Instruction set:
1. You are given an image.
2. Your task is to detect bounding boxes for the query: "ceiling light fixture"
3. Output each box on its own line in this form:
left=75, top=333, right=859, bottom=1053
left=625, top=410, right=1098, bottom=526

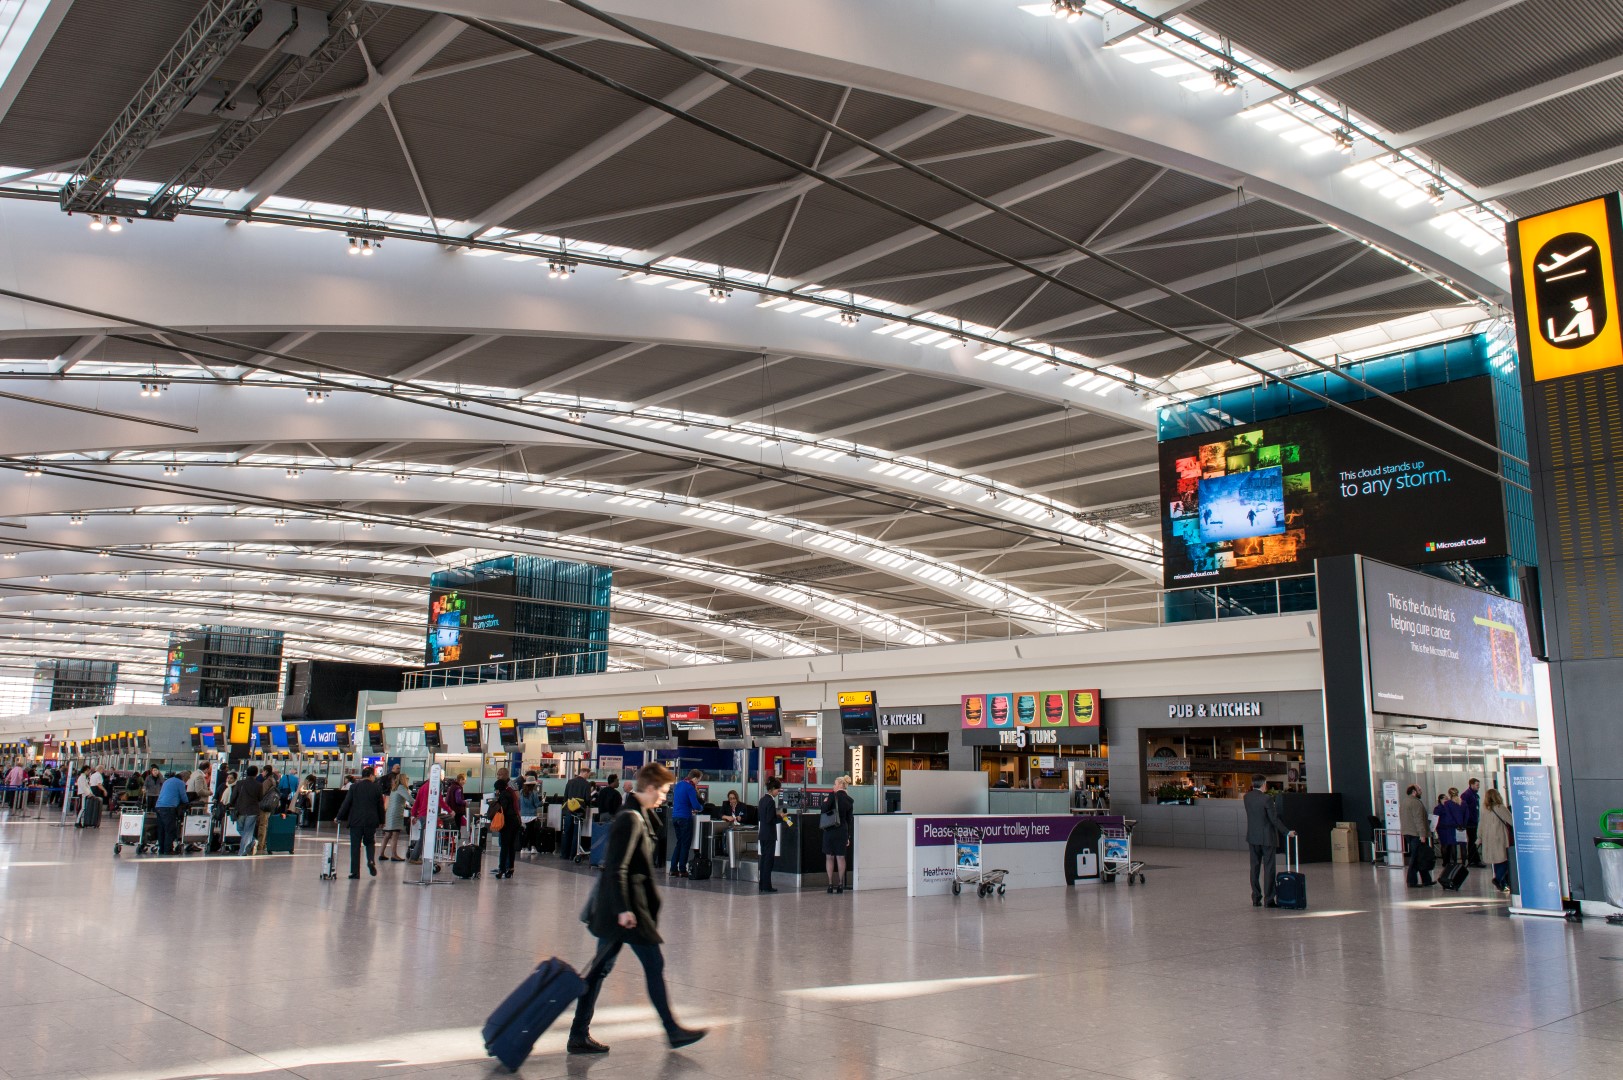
left=1050, top=0, right=1086, bottom=21
left=346, top=233, right=380, bottom=256
left=360, top=522, right=375, bottom=531
left=139, top=380, right=169, bottom=397
left=69, top=515, right=84, bottom=525
left=838, top=308, right=860, bottom=326
left=88, top=214, right=104, bottom=231
left=285, top=468, right=303, bottom=478
left=306, top=389, right=330, bottom=404
left=177, top=514, right=192, bottom=524
left=1, top=553, right=14, bottom=559
left=392, top=473, right=408, bottom=484
left=162, top=463, right=183, bottom=476
left=273, top=517, right=288, bottom=527
left=38, top=575, right=49, bottom=582
left=97, top=550, right=110, bottom=558
left=567, top=410, right=586, bottom=423
left=186, top=550, right=198, bottom=558
left=117, top=571, right=128, bottom=580
left=1212, top=66, right=1239, bottom=94
left=108, top=217, right=124, bottom=233
left=1426, top=181, right=1446, bottom=207
left=1331, top=127, right=1356, bottom=155
left=707, top=284, right=732, bottom=303
left=547, top=257, right=578, bottom=278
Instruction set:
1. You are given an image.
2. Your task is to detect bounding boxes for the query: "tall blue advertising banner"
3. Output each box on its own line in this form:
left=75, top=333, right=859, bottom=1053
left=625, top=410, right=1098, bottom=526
left=1507, top=763, right=1565, bottom=916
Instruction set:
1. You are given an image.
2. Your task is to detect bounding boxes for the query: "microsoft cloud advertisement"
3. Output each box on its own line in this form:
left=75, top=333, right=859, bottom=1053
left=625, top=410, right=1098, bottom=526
left=1158, top=377, right=1507, bottom=587
left=1361, top=560, right=1535, bottom=728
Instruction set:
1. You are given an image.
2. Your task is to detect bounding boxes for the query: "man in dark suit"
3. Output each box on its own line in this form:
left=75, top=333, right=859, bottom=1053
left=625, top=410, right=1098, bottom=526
left=1244, top=774, right=1295, bottom=907
left=337, top=765, right=387, bottom=879
left=757, top=777, right=782, bottom=894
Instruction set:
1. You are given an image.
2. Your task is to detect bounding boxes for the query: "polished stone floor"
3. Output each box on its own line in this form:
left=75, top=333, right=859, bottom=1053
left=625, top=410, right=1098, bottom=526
left=2, top=815, right=1621, bottom=1080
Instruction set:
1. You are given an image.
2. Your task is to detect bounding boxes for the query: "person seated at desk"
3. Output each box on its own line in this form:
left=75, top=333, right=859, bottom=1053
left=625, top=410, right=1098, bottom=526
left=716, top=790, right=754, bottom=826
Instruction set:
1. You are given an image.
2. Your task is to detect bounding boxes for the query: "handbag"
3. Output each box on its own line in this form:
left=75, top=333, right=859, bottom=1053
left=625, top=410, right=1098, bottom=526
left=259, top=790, right=280, bottom=812
left=819, top=795, right=839, bottom=830
left=490, top=806, right=506, bottom=832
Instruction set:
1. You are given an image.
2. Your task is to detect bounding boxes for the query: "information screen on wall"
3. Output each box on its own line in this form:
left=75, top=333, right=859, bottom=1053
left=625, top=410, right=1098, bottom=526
left=1362, top=560, right=1536, bottom=727
left=424, top=572, right=517, bottom=667
left=746, top=696, right=783, bottom=738
left=1158, top=378, right=1508, bottom=587
left=165, top=638, right=203, bottom=705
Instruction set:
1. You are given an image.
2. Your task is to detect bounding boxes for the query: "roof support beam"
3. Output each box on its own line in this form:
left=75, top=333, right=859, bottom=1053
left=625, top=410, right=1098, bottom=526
left=821, top=388, right=996, bottom=440
left=0, top=0, right=74, bottom=126
left=1473, top=145, right=1623, bottom=201
left=912, top=193, right=1246, bottom=313
left=1008, top=232, right=1352, bottom=340
left=1390, top=54, right=1623, bottom=148
left=232, top=331, right=316, bottom=380
left=48, top=334, right=107, bottom=375
left=516, top=342, right=656, bottom=396
left=637, top=353, right=788, bottom=408
left=641, top=106, right=961, bottom=262
left=793, top=152, right=1128, bottom=285
left=463, top=64, right=749, bottom=237
left=1100, top=1, right=1207, bottom=46
left=234, top=14, right=466, bottom=212
left=1245, top=0, right=1528, bottom=106
left=392, top=333, right=500, bottom=381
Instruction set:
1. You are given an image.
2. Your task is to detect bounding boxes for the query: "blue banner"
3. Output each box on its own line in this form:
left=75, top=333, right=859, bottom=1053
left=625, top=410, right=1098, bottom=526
left=1507, top=763, right=1564, bottom=915
left=298, top=724, right=340, bottom=748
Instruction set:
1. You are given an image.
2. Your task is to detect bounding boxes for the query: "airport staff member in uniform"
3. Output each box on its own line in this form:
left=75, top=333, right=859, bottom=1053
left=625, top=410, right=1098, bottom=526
left=757, top=777, right=782, bottom=894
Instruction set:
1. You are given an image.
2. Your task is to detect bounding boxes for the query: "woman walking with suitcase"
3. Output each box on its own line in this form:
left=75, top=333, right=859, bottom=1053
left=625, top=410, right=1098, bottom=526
left=567, top=762, right=706, bottom=1056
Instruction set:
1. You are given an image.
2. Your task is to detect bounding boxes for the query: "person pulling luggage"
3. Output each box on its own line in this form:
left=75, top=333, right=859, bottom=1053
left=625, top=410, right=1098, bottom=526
left=1243, top=774, right=1295, bottom=907
left=567, top=762, right=706, bottom=1056
left=336, top=765, right=386, bottom=879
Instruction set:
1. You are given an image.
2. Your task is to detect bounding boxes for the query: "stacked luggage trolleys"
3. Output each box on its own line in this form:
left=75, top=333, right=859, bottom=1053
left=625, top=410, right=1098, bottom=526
left=1099, top=819, right=1146, bottom=886
left=950, top=825, right=1008, bottom=898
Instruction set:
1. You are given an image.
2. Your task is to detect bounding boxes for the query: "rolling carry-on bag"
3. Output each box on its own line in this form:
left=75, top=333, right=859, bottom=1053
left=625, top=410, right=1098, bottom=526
left=1275, top=833, right=1307, bottom=910
left=688, top=851, right=713, bottom=881
left=589, top=824, right=611, bottom=868
left=264, top=813, right=297, bottom=854
left=77, top=797, right=101, bottom=829
left=482, top=957, right=589, bottom=1072
left=320, top=842, right=337, bottom=881
left=453, top=843, right=482, bottom=879
left=1440, top=861, right=1470, bottom=891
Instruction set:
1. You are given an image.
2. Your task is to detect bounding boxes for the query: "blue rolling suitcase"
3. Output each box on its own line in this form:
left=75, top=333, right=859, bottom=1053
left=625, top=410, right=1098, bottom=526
left=1275, top=834, right=1307, bottom=910
left=482, top=958, right=588, bottom=1071
left=589, top=821, right=611, bottom=868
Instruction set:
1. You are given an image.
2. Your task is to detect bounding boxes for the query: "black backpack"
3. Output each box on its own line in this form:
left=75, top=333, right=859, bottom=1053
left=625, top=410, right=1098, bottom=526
left=688, top=851, right=713, bottom=881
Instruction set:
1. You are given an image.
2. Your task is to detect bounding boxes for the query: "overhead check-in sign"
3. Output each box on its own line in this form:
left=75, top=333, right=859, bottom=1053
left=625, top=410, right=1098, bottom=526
left=1510, top=195, right=1623, bottom=382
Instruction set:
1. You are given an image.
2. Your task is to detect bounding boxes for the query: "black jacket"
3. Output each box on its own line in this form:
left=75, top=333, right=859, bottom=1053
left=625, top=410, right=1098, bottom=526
left=757, top=794, right=779, bottom=852
left=338, top=778, right=386, bottom=830
left=588, top=807, right=662, bottom=944
left=594, top=784, right=623, bottom=818
left=232, top=775, right=263, bottom=817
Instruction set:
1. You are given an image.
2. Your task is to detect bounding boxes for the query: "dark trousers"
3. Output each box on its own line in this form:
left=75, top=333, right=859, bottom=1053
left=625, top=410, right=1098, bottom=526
left=156, top=806, right=180, bottom=855
left=1248, top=842, right=1278, bottom=903
left=1492, top=859, right=1510, bottom=890
left=1404, top=835, right=1432, bottom=886
left=561, top=814, right=580, bottom=859
left=671, top=816, right=695, bottom=873
left=349, top=826, right=376, bottom=875
left=759, top=833, right=776, bottom=890
left=1465, top=824, right=1481, bottom=864
left=570, top=933, right=676, bottom=1041
left=1442, top=841, right=1463, bottom=868
left=497, top=828, right=517, bottom=874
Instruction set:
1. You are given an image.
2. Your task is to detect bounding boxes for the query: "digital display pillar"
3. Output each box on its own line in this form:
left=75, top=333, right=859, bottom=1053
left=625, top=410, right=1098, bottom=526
left=1508, top=193, right=1623, bottom=906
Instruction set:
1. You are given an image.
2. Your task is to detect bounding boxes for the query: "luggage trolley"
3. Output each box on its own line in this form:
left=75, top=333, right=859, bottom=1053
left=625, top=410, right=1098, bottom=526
left=113, top=807, right=157, bottom=855
left=1099, top=819, right=1146, bottom=885
left=950, top=826, right=1008, bottom=898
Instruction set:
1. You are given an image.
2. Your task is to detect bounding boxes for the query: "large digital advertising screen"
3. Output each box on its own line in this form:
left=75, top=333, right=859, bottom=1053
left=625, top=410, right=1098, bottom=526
left=1158, top=378, right=1508, bottom=587
left=164, top=638, right=203, bottom=705
left=1362, top=560, right=1536, bottom=728
left=424, top=572, right=517, bottom=668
